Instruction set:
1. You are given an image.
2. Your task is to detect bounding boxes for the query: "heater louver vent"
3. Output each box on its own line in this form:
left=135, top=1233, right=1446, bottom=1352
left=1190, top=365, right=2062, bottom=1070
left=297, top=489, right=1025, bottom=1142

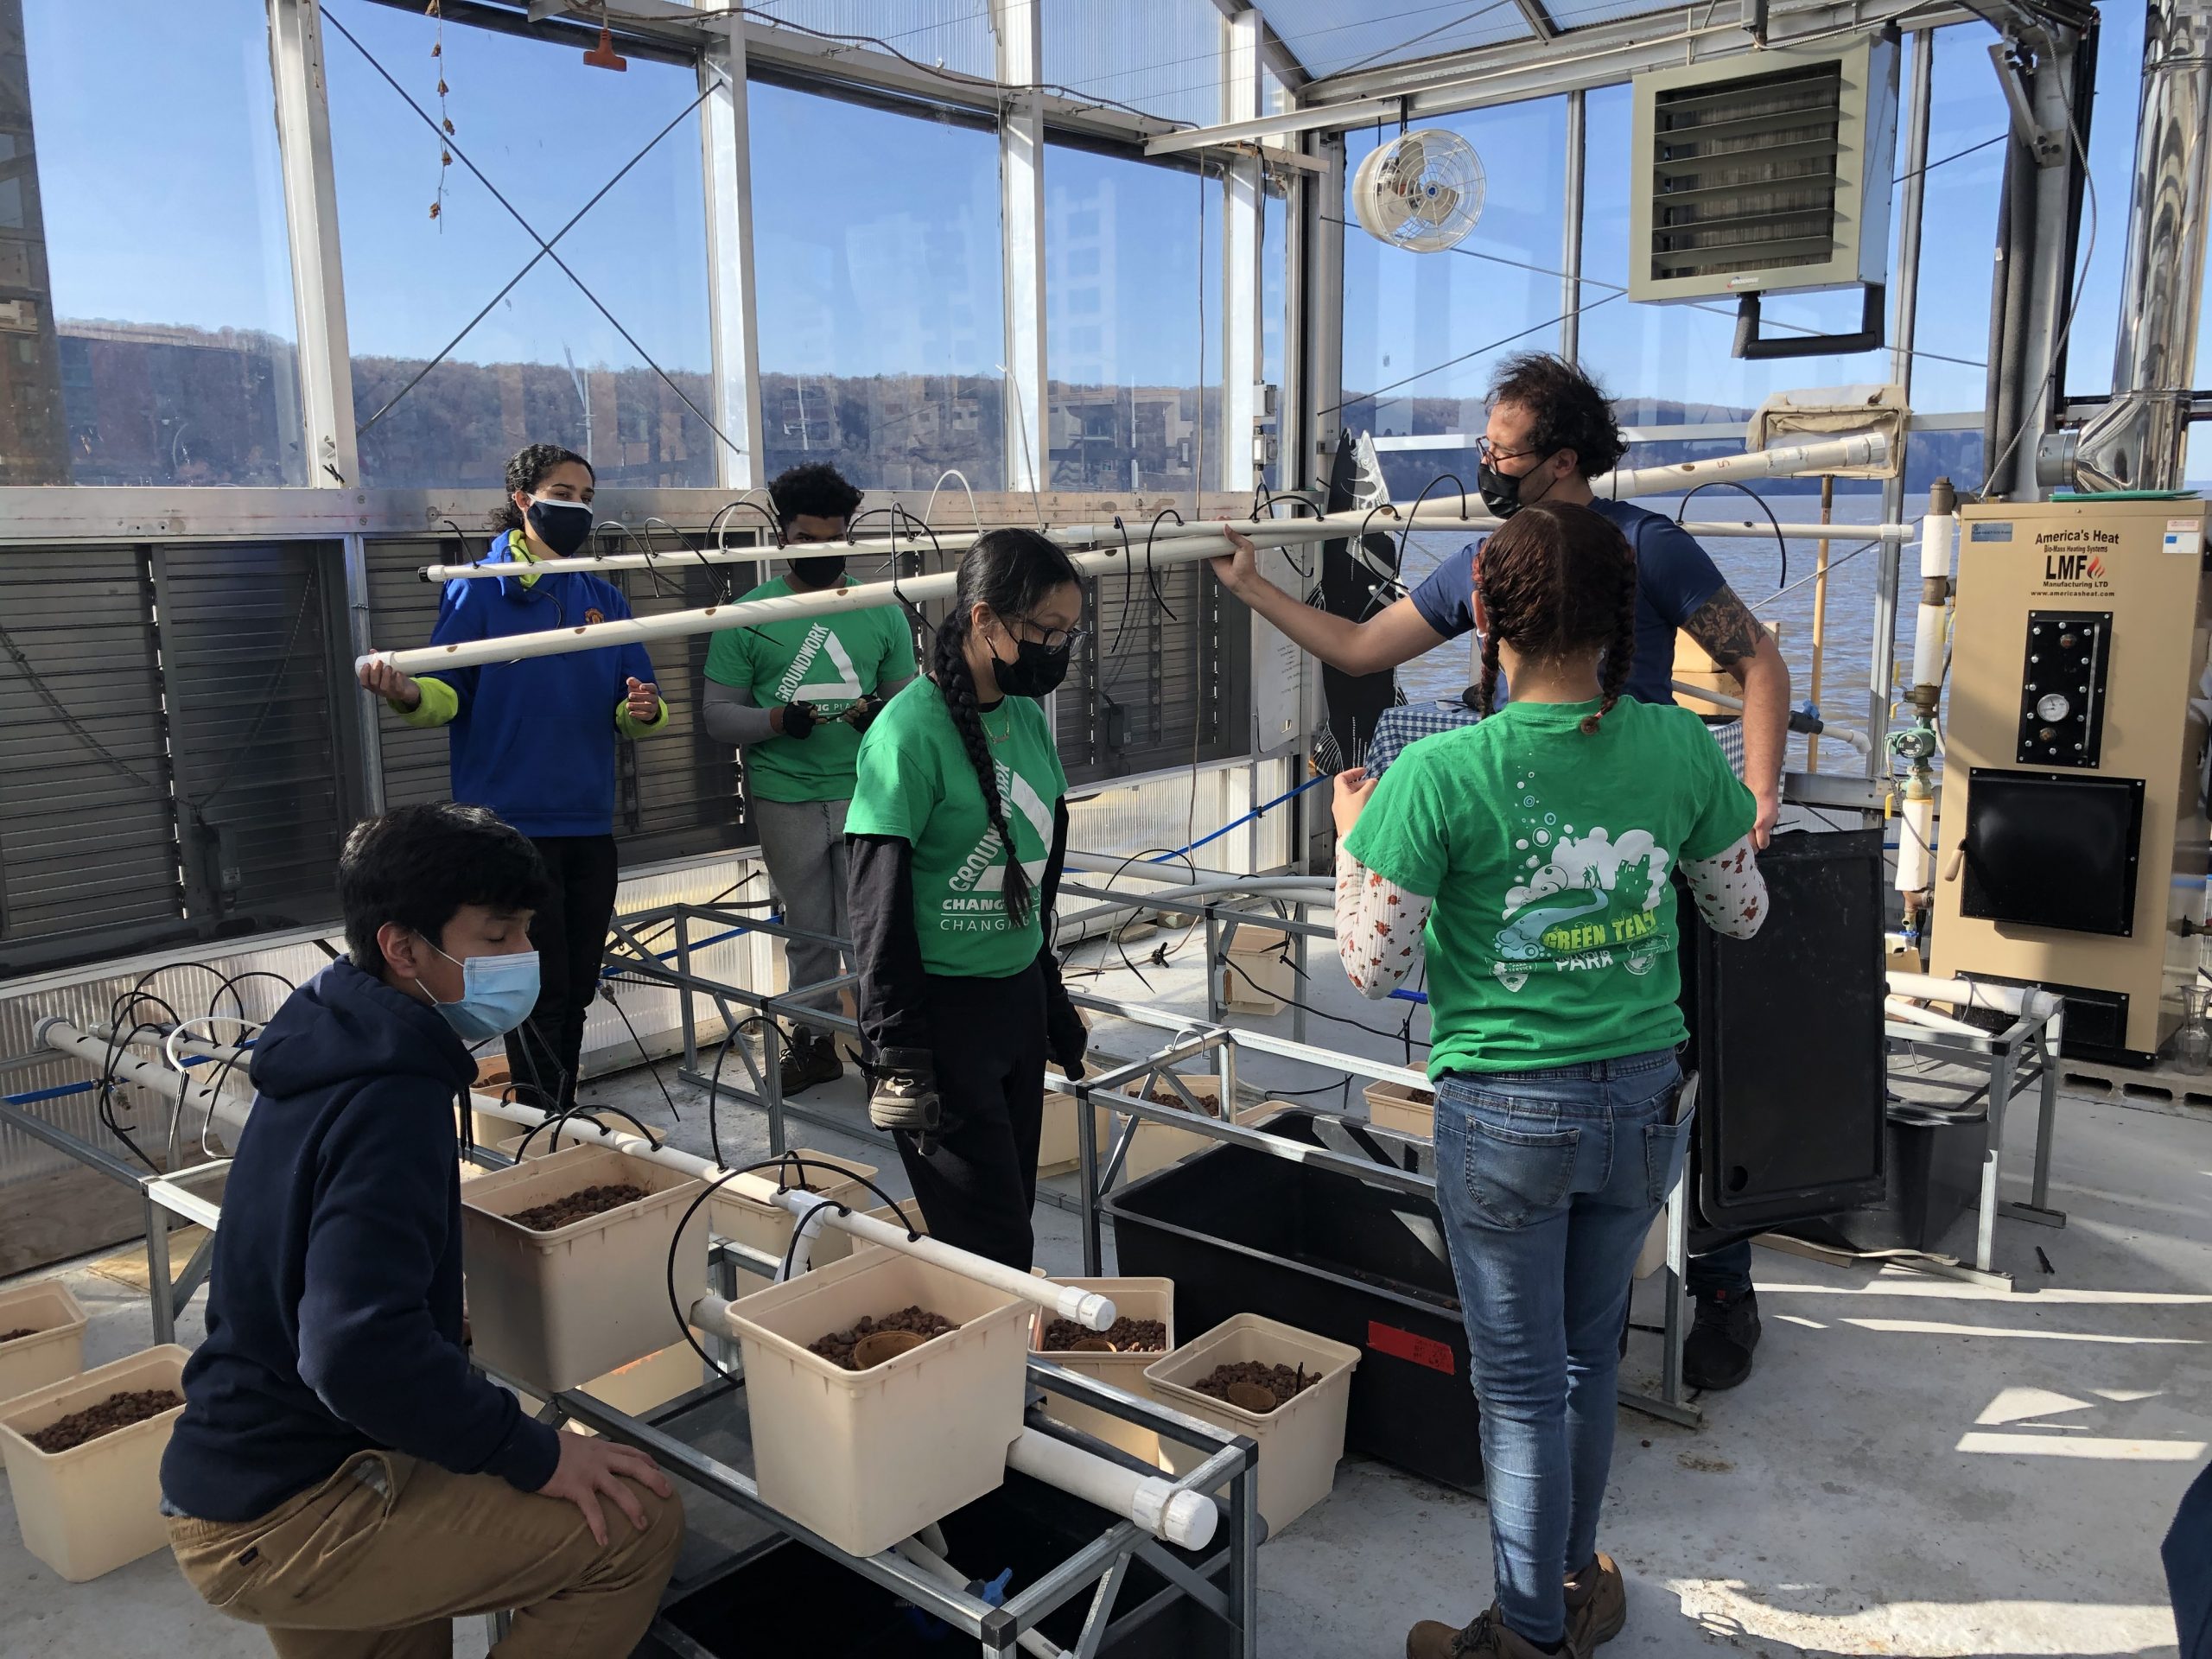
left=1629, top=38, right=1897, bottom=303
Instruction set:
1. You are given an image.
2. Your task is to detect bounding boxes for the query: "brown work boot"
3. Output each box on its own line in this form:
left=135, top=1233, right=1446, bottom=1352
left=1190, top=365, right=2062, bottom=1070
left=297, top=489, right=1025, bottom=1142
left=1564, top=1553, right=1627, bottom=1656
left=1406, top=1604, right=1559, bottom=1659
left=779, top=1029, right=842, bottom=1096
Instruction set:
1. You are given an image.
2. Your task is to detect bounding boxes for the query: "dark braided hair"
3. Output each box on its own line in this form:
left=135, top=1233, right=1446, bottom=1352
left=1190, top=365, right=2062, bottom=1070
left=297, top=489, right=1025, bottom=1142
left=487, top=443, right=593, bottom=532
left=1472, top=500, right=1638, bottom=735
left=931, top=528, right=1083, bottom=924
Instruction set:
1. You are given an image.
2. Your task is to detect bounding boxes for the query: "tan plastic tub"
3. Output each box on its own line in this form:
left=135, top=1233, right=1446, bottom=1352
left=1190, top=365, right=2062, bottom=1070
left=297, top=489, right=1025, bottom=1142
left=0, top=1281, right=89, bottom=1406
left=715, top=1149, right=880, bottom=1297
left=1363, top=1078, right=1435, bottom=1139
left=0, top=1344, right=189, bottom=1580
left=462, top=1143, right=709, bottom=1395
left=1036, top=1090, right=1113, bottom=1177
left=724, top=1245, right=1032, bottom=1556
left=1218, top=925, right=1295, bottom=1014
left=1032, top=1275, right=1175, bottom=1466
left=1145, top=1313, right=1361, bottom=1535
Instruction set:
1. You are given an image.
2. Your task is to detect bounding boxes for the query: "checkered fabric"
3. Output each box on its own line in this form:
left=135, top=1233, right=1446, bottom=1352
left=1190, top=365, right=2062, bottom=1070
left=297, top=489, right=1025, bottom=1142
left=1363, top=701, right=1749, bottom=780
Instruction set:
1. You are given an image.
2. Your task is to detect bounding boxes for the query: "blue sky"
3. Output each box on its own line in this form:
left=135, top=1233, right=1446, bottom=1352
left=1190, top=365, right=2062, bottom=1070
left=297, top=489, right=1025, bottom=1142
left=21, top=2, right=2177, bottom=429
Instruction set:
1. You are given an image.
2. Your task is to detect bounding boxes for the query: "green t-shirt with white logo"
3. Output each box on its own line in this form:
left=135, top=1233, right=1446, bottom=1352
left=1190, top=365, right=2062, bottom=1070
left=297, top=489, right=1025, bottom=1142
left=702, top=577, right=919, bottom=804
left=1344, top=696, right=1756, bottom=1077
left=847, top=677, right=1069, bottom=978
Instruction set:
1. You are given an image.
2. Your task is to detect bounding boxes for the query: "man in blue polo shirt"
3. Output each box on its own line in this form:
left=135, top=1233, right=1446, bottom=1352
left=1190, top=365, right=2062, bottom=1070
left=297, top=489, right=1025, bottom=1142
left=1211, top=351, right=1789, bottom=1394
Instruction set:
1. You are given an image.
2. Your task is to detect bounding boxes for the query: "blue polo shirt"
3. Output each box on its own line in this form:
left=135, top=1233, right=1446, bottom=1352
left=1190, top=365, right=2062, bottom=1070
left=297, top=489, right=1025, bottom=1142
left=1408, top=498, right=1726, bottom=707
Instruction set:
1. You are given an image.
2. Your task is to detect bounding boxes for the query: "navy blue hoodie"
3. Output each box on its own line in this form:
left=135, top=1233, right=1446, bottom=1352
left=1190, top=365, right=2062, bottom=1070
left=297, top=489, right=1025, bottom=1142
left=161, top=960, right=561, bottom=1522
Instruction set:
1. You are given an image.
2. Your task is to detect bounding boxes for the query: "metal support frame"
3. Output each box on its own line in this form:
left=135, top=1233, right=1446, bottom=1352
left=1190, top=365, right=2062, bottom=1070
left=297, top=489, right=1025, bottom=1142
left=1560, top=88, right=1586, bottom=368
left=994, top=0, right=1051, bottom=499
left=267, top=0, right=359, bottom=489
left=700, top=18, right=765, bottom=492
left=1222, top=9, right=1265, bottom=497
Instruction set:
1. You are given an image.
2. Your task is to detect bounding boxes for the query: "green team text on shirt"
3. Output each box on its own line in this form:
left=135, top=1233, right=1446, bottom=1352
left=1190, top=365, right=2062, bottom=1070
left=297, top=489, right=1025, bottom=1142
left=846, top=678, right=1068, bottom=978
left=1343, top=697, right=1755, bottom=1077
left=702, top=577, right=918, bottom=804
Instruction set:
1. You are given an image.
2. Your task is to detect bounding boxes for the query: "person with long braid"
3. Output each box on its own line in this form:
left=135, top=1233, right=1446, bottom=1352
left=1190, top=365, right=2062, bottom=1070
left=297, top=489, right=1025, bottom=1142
left=1331, top=503, right=1770, bottom=1659
left=844, top=530, right=1090, bottom=1268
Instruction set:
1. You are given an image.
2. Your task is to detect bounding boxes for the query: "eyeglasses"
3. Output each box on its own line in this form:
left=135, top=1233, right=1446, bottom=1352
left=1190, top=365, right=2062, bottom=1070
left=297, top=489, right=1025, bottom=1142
left=1011, top=614, right=1087, bottom=652
left=1476, top=435, right=1546, bottom=465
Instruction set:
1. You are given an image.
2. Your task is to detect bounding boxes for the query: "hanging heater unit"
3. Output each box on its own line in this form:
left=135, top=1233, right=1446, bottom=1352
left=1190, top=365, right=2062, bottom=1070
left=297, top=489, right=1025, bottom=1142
left=1629, top=37, right=1898, bottom=306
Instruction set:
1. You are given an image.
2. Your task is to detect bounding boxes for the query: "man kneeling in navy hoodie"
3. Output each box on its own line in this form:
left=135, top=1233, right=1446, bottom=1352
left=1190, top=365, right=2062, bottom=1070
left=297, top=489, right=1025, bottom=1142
left=161, top=803, right=683, bottom=1657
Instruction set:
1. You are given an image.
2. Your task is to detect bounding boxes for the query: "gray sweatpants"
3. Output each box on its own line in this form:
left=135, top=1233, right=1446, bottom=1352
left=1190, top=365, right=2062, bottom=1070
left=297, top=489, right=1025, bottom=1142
left=753, top=795, right=851, bottom=1038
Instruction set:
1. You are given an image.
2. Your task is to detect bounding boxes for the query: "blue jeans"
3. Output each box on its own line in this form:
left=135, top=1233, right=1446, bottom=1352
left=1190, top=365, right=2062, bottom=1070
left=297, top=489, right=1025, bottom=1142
left=1433, top=1050, right=1692, bottom=1646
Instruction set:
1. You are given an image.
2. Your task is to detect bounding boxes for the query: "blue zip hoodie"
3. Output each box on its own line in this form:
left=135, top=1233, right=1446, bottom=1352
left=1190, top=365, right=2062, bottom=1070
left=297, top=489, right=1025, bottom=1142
left=418, top=536, right=662, bottom=837
left=160, top=960, right=561, bottom=1522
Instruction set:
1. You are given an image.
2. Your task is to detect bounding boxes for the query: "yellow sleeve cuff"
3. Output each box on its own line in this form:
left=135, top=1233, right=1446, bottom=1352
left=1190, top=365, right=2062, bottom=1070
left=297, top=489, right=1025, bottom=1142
left=393, top=676, right=460, bottom=728
left=615, top=696, right=670, bottom=739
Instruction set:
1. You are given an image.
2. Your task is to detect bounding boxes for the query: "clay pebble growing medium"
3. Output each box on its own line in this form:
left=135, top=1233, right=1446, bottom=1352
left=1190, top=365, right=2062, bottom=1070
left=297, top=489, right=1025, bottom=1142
left=25, top=1389, right=183, bottom=1453
left=805, top=1306, right=957, bottom=1371
left=0, top=1328, right=37, bottom=1344
left=1192, top=1362, right=1315, bottom=1414
left=507, top=1183, right=651, bottom=1233
left=1039, top=1316, right=1168, bottom=1353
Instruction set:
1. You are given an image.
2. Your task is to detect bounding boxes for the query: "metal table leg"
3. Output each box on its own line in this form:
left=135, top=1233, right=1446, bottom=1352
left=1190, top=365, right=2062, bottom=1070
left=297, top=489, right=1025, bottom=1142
left=144, top=1192, right=175, bottom=1346
left=1975, top=1041, right=2014, bottom=1273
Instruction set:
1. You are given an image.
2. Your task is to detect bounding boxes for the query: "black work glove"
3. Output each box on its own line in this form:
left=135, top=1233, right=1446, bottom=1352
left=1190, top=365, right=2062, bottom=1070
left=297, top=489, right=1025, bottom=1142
left=842, top=694, right=885, bottom=734
left=778, top=701, right=818, bottom=740
left=868, top=1046, right=945, bottom=1152
left=1039, top=953, right=1089, bottom=1083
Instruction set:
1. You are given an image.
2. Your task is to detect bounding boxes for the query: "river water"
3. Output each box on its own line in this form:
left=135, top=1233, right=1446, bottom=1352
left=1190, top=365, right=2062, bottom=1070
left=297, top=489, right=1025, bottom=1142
left=1389, top=488, right=1920, bottom=772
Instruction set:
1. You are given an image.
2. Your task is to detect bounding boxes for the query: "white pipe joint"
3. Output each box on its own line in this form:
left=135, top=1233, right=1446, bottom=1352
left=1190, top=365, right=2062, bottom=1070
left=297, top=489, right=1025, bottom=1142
left=1007, top=1427, right=1218, bottom=1550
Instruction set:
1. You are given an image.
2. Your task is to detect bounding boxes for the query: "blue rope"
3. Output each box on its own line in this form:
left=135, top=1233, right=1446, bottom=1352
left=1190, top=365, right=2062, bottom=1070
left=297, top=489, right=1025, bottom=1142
left=1151, top=772, right=1330, bottom=864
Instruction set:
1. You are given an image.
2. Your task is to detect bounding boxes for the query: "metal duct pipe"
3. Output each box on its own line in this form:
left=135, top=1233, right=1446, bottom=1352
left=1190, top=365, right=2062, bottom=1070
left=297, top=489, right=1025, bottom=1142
left=2044, top=0, right=2212, bottom=490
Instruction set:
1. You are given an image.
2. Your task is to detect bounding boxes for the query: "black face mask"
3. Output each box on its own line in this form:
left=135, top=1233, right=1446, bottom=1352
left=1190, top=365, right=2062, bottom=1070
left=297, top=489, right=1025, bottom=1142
left=523, top=496, right=594, bottom=557
left=1478, top=452, right=1557, bottom=520
left=994, top=636, right=1073, bottom=700
left=789, top=554, right=847, bottom=588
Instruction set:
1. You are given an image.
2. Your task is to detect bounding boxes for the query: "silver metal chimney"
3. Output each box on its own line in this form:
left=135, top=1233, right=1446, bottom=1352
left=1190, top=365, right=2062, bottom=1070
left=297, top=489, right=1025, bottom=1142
left=2042, top=0, right=2212, bottom=491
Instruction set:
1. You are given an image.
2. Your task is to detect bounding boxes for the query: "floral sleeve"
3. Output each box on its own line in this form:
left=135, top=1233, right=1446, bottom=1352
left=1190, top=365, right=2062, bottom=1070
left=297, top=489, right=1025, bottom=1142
left=1334, top=846, right=1433, bottom=1000
left=1682, top=834, right=1769, bottom=940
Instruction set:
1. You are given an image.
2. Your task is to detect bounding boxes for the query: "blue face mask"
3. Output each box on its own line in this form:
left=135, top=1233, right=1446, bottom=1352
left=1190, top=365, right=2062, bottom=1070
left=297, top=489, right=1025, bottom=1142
left=423, top=940, right=541, bottom=1043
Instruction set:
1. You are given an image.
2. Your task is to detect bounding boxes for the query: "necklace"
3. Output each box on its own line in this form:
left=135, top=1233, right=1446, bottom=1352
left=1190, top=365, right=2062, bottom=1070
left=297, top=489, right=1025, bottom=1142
left=984, top=708, right=1013, bottom=744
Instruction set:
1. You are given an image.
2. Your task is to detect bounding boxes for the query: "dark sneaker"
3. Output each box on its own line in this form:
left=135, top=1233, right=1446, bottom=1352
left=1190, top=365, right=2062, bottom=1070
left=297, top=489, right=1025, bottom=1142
left=1564, top=1552, right=1626, bottom=1656
left=1407, top=1605, right=1559, bottom=1659
left=1682, top=1286, right=1761, bottom=1391
left=779, top=1031, right=842, bottom=1096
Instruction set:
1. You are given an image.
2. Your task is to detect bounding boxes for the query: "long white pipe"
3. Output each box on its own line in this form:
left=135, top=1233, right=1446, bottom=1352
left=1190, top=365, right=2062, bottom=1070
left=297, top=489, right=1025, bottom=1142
left=416, top=435, right=1900, bottom=583
left=1885, top=995, right=1987, bottom=1037
left=37, top=1016, right=255, bottom=1139
left=1909, top=489, right=1957, bottom=703
left=1885, top=971, right=2063, bottom=1024
left=1007, top=1426, right=1218, bottom=1549
left=54, top=1018, right=1113, bottom=1332
left=1665, top=680, right=1876, bottom=756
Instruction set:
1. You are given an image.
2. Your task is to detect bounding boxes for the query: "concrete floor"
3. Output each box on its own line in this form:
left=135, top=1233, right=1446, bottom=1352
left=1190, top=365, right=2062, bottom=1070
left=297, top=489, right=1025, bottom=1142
left=1, top=932, right=2203, bottom=1657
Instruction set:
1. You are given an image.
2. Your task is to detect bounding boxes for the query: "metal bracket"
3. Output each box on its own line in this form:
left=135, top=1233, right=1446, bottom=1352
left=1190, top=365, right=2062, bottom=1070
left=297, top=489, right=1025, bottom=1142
left=1986, top=40, right=2067, bottom=165
left=1732, top=283, right=1885, bottom=361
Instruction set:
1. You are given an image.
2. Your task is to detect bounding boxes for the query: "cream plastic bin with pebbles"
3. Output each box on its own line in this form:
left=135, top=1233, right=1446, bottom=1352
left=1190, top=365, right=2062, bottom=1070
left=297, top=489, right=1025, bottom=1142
left=1218, top=925, right=1298, bottom=1015
left=462, top=1141, right=709, bottom=1395
left=1363, top=1077, right=1436, bottom=1139
left=1146, top=1313, right=1361, bottom=1535
left=1110, top=1074, right=1300, bottom=1181
left=1031, top=1275, right=1175, bottom=1465
left=712, top=1149, right=880, bottom=1297
left=0, top=1280, right=89, bottom=1405
left=0, top=1344, right=190, bottom=1580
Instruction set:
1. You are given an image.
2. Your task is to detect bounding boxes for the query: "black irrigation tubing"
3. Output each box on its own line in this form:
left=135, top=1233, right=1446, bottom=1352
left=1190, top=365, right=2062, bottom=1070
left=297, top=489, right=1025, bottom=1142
left=599, top=983, right=683, bottom=1122
left=512, top=1099, right=660, bottom=1158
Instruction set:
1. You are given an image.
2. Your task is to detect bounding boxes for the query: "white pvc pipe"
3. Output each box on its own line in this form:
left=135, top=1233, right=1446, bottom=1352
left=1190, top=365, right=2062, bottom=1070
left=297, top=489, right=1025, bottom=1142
left=1910, top=504, right=1956, bottom=696
left=1896, top=792, right=1936, bottom=893
left=895, top=1536, right=1063, bottom=1658
left=36, top=1016, right=256, bottom=1140
left=1885, top=971, right=2063, bottom=1023
left=1885, top=995, right=1986, bottom=1037
left=1666, top=680, right=1875, bottom=756
left=1006, top=1427, right=1218, bottom=1549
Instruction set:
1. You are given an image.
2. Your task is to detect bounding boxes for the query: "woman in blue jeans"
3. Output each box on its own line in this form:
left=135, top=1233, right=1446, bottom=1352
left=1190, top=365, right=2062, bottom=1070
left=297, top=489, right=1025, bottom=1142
left=1332, top=501, right=1770, bottom=1659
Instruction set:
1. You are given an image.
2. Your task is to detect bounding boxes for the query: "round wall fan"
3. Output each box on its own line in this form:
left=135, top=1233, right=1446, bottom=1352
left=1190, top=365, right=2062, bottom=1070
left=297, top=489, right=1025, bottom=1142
left=1351, top=128, right=1485, bottom=253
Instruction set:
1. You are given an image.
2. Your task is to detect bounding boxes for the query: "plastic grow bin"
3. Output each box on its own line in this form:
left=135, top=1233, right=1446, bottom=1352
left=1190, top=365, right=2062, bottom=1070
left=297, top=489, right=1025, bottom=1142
left=1032, top=1275, right=1175, bottom=1466
left=1116, top=1074, right=1227, bottom=1181
left=722, top=1243, right=1033, bottom=1557
left=1218, top=926, right=1295, bottom=1015
left=0, top=1281, right=88, bottom=1406
left=1037, top=1090, right=1112, bottom=1177
left=644, top=1469, right=1233, bottom=1658
left=1145, top=1313, right=1359, bottom=1535
left=1832, top=1105, right=1991, bottom=1254
left=715, top=1149, right=880, bottom=1297
left=1362, top=1078, right=1435, bottom=1139
left=462, top=1142, right=709, bottom=1395
left=0, top=1344, right=188, bottom=1581
left=1109, top=1108, right=1482, bottom=1494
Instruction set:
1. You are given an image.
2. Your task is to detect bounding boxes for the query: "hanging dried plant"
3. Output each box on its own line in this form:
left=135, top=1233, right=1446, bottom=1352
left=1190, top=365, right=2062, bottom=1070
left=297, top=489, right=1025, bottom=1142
left=427, top=0, right=453, bottom=226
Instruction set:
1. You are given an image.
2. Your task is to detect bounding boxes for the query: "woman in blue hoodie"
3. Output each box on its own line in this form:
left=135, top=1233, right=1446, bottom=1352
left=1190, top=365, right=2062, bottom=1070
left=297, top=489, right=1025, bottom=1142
left=357, top=444, right=668, bottom=1112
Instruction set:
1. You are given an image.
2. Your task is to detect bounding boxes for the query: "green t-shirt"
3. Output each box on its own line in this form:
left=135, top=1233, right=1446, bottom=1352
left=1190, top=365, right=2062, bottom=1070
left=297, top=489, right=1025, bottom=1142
left=1344, top=696, right=1756, bottom=1077
left=702, top=577, right=919, bottom=804
left=847, top=678, right=1069, bottom=978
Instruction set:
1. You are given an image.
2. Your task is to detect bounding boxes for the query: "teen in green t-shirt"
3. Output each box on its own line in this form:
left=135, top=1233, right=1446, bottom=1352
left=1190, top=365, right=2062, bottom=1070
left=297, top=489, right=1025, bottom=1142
left=1333, top=502, right=1770, bottom=1659
left=700, top=464, right=918, bottom=1096
left=846, top=529, right=1090, bottom=1268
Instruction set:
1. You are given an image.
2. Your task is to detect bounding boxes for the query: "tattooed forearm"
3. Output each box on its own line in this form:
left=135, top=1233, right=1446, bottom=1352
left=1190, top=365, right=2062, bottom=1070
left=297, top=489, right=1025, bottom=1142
left=1683, top=585, right=1765, bottom=671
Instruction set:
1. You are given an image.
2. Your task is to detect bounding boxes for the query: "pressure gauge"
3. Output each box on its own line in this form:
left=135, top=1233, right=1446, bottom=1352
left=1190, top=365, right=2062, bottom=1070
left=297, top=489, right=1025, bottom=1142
left=2036, top=691, right=2072, bottom=723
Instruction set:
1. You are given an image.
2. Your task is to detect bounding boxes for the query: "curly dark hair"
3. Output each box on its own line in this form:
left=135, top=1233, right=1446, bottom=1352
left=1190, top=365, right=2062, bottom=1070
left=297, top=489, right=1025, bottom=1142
left=1474, top=501, right=1638, bottom=734
left=1489, top=352, right=1627, bottom=480
left=340, top=802, right=551, bottom=972
left=929, top=528, right=1082, bottom=925
left=487, top=443, right=593, bottom=532
left=769, top=461, right=864, bottom=532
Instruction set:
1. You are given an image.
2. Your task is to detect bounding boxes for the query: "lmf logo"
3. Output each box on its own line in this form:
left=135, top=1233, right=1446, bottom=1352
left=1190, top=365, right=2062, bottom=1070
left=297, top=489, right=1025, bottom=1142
left=2045, top=552, right=2106, bottom=581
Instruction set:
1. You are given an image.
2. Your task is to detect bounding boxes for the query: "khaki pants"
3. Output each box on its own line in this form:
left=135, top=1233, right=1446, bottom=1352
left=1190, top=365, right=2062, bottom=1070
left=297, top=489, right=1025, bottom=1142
left=167, top=1450, right=683, bottom=1658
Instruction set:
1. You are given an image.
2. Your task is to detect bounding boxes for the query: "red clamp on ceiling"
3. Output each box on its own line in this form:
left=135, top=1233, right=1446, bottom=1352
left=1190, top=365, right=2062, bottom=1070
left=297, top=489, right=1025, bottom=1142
left=584, top=10, right=627, bottom=72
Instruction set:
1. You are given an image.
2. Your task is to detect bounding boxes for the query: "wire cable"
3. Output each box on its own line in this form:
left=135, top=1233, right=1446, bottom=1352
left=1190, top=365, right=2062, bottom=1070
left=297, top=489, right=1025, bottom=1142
left=1674, top=481, right=1790, bottom=591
